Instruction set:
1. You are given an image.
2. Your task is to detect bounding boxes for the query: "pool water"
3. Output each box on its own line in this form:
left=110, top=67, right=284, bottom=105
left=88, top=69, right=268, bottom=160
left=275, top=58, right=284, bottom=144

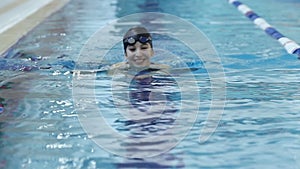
left=1, top=0, right=300, bottom=168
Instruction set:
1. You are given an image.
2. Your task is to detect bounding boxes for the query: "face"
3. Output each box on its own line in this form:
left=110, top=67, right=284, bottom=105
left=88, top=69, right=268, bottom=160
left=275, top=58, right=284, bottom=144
left=125, top=42, right=154, bottom=68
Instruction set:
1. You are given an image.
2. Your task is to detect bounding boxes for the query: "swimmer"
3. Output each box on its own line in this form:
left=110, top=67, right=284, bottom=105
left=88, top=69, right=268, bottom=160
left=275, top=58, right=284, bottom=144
left=108, top=26, right=170, bottom=78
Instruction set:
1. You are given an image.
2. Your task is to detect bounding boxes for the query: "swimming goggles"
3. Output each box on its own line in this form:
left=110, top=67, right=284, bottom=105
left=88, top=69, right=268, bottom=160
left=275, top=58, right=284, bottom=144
left=123, top=34, right=152, bottom=46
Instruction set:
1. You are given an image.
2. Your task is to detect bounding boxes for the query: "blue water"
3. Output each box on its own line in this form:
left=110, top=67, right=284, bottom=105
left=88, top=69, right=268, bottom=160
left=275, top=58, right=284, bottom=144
left=1, top=0, right=300, bottom=168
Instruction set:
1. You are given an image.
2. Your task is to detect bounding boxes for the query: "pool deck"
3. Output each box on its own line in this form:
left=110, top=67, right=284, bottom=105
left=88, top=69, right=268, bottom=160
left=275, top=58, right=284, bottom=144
left=0, top=0, right=70, bottom=56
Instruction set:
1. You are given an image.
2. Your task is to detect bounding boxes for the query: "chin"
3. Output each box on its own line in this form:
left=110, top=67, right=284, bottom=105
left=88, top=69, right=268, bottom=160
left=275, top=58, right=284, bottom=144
left=132, top=62, right=149, bottom=68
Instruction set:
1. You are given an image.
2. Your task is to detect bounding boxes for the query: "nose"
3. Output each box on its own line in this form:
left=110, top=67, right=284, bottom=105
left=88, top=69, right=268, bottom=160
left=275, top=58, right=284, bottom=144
left=134, top=48, right=142, bottom=58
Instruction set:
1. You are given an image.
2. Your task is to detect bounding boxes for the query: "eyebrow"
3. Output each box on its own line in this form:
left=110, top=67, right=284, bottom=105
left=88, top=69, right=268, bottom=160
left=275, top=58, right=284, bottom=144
left=140, top=43, right=150, bottom=47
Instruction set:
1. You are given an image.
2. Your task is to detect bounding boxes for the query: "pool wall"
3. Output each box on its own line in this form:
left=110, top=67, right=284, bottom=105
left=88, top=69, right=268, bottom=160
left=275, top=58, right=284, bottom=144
left=0, top=0, right=70, bottom=56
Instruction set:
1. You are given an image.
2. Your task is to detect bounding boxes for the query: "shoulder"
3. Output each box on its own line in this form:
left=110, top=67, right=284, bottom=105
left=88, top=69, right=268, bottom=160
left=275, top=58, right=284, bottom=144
left=107, top=62, right=129, bottom=75
left=149, top=63, right=170, bottom=70
left=110, top=62, right=129, bottom=69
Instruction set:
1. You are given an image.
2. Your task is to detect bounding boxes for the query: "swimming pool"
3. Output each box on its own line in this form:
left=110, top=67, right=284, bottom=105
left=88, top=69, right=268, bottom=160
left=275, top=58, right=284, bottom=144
left=1, top=0, right=300, bottom=168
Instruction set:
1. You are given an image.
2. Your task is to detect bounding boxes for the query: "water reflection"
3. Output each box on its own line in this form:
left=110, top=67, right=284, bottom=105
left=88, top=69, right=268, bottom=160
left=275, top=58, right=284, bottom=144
left=105, top=68, right=185, bottom=168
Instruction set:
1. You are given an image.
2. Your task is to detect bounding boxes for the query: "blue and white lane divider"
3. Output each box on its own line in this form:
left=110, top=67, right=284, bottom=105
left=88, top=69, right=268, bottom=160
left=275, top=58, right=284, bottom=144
left=228, top=0, right=300, bottom=59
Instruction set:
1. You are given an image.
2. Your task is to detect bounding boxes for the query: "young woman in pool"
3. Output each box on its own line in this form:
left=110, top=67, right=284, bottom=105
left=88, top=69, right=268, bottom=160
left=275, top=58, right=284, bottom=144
left=108, top=26, right=169, bottom=78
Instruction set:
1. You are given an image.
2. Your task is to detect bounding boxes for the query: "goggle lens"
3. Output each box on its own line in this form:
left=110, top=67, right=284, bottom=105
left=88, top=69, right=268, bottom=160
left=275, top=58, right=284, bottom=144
left=139, top=36, right=150, bottom=43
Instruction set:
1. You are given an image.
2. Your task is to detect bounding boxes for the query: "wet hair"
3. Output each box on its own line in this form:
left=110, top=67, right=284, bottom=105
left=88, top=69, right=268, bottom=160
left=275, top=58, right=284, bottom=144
left=122, top=26, right=153, bottom=53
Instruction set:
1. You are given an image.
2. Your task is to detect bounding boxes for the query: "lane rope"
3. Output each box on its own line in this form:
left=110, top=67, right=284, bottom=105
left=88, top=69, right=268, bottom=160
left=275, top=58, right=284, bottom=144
left=228, top=0, right=300, bottom=59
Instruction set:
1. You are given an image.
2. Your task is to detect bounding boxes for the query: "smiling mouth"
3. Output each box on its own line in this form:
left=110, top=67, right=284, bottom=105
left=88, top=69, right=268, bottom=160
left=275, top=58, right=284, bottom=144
left=134, top=59, right=144, bottom=64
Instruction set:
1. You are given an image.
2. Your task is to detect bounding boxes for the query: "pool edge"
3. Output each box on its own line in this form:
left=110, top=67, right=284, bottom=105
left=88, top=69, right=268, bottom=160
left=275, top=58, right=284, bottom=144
left=0, top=0, right=70, bottom=57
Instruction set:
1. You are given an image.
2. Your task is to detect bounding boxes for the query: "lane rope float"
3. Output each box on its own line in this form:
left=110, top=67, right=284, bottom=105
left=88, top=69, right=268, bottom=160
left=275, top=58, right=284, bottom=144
left=228, top=0, right=300, bottom=59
